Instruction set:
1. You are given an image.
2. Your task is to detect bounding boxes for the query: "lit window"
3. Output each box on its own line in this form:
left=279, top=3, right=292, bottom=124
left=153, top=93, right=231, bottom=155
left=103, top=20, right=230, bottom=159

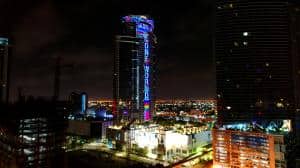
left=265, top=62, right=269, bottom=67
left=276, top=102, right=284, bottom=108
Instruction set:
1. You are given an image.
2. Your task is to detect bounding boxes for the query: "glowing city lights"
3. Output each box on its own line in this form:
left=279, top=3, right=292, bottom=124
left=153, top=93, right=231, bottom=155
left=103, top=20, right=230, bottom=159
left=243, top=32, right=248, bottom=36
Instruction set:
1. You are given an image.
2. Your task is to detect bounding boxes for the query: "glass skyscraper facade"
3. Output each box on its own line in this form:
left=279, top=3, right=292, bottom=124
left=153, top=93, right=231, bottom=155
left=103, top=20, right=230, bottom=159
left=214, top=1, right=300, bottom=167
left=0, top=37, right=9, bottom=104
left=113, top=15, right=156, bottom=122
left=216, top=0, right=297, bottom=124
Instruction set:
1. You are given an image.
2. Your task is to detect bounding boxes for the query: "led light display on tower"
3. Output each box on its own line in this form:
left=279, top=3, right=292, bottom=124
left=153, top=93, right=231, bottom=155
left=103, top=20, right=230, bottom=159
left=114, top=15, right=156, bottom=122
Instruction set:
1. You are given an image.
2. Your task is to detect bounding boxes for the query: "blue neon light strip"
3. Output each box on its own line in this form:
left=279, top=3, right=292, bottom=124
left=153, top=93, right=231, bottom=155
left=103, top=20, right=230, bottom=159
left=82, top=94, right=86, bottom=114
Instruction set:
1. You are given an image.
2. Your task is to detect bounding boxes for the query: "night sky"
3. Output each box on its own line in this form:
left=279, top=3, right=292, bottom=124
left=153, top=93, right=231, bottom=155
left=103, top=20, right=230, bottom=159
left=0, top=0, right=215, bottom=100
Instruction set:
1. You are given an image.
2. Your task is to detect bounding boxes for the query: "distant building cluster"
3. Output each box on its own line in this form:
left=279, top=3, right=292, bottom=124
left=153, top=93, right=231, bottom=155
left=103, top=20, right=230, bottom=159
left=155, top=99, right=216, bottom=122
left=155, top=99, right=216, bottom=113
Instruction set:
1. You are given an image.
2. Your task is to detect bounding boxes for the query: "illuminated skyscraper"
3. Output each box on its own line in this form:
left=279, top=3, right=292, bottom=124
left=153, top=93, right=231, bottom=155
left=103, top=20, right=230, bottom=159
left=113, top=15, right=156, bottom=122
left=0, top=37, right=9, bottom=103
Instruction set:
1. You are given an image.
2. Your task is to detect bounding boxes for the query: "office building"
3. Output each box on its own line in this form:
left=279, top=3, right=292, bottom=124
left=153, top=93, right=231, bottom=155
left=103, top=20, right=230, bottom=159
left=0, top=37, right=9, bottom=104
left=113, top=15, right=156, bottom=122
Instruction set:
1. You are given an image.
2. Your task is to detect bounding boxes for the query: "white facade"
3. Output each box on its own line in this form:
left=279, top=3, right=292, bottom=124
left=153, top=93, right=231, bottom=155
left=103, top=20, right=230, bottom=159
left=130, top=125, right=211, bottom=160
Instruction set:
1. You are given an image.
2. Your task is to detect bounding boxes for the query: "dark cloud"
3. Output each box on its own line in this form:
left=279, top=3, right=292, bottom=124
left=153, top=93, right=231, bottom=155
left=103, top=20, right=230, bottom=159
left=1, top=0, right=215, bottom=100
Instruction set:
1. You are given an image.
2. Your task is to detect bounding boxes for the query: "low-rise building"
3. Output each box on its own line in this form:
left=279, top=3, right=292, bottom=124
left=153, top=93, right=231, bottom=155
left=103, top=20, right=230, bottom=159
left=67, top=120, right=113, bottom=139
left=107, top=124, right=211, bottom=161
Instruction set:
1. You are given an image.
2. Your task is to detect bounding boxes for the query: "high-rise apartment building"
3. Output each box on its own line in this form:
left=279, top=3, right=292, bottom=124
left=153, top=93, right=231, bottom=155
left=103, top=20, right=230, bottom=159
left=215, top=0, right=295, bottom=123
left=113, top=15, right=156, bottom=122
left=214, top=0, right=300, bottom=167
left=0, top=37, right=9, bottom=103
left=213, top=129, right=287, bottom=168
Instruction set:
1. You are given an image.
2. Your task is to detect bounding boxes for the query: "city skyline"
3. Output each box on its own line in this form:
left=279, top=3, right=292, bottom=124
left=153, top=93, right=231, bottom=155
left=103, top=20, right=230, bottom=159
left=1, top=1, right=300, bottom=168
left=0, top=0, right=214, bottom=100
